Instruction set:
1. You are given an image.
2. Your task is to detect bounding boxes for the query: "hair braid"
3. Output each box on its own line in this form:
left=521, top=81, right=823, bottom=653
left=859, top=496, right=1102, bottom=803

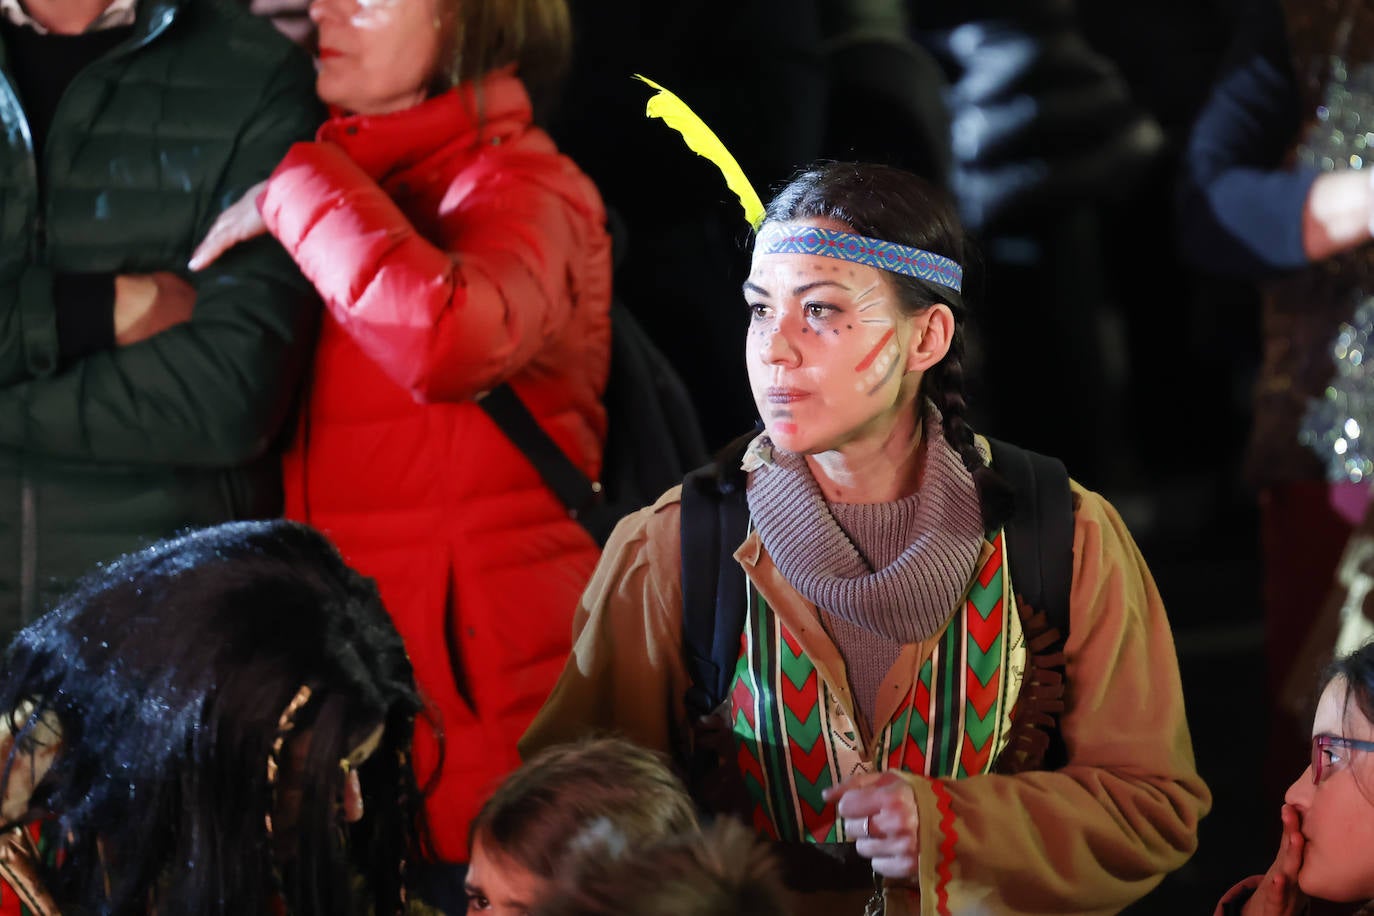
left=923, top=339, right=1013, bottom=531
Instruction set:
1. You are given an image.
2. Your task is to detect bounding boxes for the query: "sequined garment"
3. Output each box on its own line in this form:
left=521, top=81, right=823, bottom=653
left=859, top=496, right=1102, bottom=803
left=1252, top=0, right=1374, bottom=484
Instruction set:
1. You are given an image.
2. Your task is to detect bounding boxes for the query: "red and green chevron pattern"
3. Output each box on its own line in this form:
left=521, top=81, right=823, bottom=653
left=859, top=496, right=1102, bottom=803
left=727, top=531, right=1017, bottom=844
left=960, top=532, right=1005, bottom=777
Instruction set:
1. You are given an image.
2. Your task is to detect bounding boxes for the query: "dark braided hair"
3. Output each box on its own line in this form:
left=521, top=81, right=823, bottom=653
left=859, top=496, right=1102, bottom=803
left=759, top=161, right=1013, bottom=529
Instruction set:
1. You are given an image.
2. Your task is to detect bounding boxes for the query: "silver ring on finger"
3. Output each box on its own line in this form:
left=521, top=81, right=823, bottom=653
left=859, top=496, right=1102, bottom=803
left=864, top=814, right=873, bottom=838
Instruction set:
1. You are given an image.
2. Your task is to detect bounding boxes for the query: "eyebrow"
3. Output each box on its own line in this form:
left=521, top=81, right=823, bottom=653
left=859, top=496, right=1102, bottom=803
left=742, top=279, right=853, bottom=297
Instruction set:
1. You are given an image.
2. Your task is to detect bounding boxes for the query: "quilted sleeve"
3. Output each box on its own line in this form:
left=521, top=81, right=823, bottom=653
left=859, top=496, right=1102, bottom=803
left=0, top=45, right=323, bottom=466
left=258, top=139, right=605, bottom=402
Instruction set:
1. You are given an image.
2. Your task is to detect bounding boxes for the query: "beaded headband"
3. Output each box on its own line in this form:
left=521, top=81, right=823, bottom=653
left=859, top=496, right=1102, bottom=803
left=636, top=75, right=964, bottom=293
left=754, top=223, right=963, bottom=293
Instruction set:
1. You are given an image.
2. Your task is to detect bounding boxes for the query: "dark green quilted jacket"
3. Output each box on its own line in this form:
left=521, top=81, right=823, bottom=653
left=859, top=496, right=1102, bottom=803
left=0, top=0, right=324, bottom=635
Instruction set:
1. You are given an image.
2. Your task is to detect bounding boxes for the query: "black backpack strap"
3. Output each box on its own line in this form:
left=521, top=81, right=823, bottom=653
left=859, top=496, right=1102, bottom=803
left=987, top=437, right=1074, bottom=638
left=477, top=384, right=603, bottom=521
left=988, top=437, right=1074, bottom=770
left=680, top=450, right=751, bottom=721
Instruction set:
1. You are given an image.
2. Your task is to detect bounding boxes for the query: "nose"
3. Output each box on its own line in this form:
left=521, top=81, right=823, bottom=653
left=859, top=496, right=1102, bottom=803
left=1285, top=766, right=1314, bottom=808
left=308, top=0, right=340, bottom=25
left=757, top=317, right=802, bottom=368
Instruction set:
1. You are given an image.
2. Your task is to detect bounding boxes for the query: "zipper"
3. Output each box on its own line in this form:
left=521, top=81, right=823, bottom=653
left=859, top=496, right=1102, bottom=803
left=2, top=3, right=177, bottom=618
left=19, top=477, right=36, bottom=624
left=36, top=2, right=177, bottom=253
left=1, top=63, right=40, bottom=620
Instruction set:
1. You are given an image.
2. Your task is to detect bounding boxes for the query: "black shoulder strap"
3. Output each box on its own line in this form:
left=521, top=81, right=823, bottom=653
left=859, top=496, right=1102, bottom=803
left=987, top=437, right=1074, bottom=638
left=477, top=384, right=602, bottom=520
left=680, top=449, right=751, bottom=721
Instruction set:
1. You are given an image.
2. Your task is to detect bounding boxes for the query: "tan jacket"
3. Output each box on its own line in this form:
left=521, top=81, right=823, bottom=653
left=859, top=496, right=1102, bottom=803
left=521, top=482, right=1211, bottom=915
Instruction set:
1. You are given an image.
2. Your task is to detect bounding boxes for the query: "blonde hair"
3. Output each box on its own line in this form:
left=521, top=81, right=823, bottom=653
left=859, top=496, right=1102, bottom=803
left=535, top=820, right=790, bottom=916
left=470, top=737, right=698, bottom=880
left=438, top=0, right=571, bottom=99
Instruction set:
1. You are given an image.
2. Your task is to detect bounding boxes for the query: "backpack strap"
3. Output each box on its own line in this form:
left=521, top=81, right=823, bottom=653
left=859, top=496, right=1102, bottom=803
left=477, top=384, right=604, bottom=522
left=987, top=438, right=1074, bottom=639
left=680, top=445, right=752, bottom=721
left=988, top=437, right=1074, bottom=770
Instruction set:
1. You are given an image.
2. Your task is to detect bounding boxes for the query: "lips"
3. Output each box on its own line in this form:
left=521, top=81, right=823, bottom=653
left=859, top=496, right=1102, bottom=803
left=317, top=47, right=344, bottom=59
left=765, top=387, right=810, bottom=403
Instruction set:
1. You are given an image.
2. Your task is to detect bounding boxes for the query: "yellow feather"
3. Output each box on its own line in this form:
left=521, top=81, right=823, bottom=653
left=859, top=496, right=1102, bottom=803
left=634, top=75, right=765, bottom=229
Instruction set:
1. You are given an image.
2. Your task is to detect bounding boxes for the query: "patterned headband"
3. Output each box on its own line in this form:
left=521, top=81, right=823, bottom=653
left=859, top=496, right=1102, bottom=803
left=755, top=224, right=964, bottom=293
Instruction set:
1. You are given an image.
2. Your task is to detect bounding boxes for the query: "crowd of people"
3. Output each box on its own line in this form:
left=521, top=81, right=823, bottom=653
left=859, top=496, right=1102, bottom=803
left=1, top=0, right=1374, bottom=912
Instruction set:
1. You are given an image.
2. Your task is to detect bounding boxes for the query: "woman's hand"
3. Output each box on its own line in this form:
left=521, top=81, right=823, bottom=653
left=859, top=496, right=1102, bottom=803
left=1224, top=804, right=1308, bottom=916
left=823, top=771, right=921, bottom=879
left=114, top=272, right=197, bottom=345
left=188, top=180, right=269, bottom=271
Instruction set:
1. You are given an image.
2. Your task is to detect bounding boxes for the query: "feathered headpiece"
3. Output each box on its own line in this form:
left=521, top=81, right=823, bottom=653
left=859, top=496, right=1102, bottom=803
left=635, top=75, right=962, bottom=292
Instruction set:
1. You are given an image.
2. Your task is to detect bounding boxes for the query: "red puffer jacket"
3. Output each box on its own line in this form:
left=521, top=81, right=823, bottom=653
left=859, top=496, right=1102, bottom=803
left=259, top=70, right=612, bottom=862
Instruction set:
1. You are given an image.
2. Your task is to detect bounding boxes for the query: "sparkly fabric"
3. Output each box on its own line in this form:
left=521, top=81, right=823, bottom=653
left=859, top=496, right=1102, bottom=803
left=1290, top=0, right=1374, bottom=483
left=755, top=223, right=964, bottom=292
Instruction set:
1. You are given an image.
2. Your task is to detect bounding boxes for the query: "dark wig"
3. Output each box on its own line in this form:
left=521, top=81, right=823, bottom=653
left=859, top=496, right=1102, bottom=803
left=0, top=520, right=427, bottom=916
left=760, top=161, right=1013, bottom=529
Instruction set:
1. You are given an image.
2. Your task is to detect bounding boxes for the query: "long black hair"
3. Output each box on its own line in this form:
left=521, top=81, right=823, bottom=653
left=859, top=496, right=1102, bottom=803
left=759, top=161, right=1012, bottom=529
left=0, top=520, right=427, bottom=916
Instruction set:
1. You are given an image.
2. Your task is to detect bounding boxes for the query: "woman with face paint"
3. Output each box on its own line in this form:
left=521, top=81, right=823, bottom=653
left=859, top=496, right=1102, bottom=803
left=1217, top=641, right=1374, bottom=916
left=187, top=0, right=611, bottom=905
left=0, top=520, right=425, bottom=916
left=522, top=162, right=1211, bottom=914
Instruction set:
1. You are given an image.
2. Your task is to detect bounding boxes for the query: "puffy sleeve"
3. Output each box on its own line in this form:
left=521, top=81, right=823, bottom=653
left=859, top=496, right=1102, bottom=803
left=899, top=484, right=1211, bottom=915
left=258, top=138, right=604, bottom=403
left=519, top=487, right=692, bottom=760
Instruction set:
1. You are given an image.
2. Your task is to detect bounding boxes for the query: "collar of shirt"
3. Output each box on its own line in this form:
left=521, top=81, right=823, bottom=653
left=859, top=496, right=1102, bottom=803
left=0, top=0, right=136, bottom=33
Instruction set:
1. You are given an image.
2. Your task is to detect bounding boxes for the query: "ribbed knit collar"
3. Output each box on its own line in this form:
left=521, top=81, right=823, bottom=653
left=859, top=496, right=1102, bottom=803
left=745, top=410, right=985, bottom=642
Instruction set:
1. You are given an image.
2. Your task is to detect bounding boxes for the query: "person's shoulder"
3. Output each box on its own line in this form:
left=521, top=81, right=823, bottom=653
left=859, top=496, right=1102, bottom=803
left=166, top=0, right=314, bottom=80
left=608, top=485, right=684, bottom=550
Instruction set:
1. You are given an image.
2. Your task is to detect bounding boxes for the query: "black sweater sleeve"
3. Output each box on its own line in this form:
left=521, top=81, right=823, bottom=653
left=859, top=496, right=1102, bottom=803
left=53, top=272, right=116, bottom=363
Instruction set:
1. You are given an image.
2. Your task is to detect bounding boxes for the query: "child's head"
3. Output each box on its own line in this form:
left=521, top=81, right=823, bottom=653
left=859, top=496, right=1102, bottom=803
left=533, top=819, right=788, bottom=916
left=465, top=737, right=697, bottom=914
left=1285, top=641, right=1374, bottom=901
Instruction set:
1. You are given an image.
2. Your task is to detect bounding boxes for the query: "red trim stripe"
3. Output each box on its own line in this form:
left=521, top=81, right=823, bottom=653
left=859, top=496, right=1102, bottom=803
left=932, top=779, right=957, bottom=916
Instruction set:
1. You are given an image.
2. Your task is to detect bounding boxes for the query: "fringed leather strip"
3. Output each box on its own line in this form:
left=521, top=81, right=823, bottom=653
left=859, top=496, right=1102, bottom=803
left=995, top=600, right=1068, bottom=774
left=0, top=825, right=58, bottom=916
left=931, top=778, right=957, bottom=916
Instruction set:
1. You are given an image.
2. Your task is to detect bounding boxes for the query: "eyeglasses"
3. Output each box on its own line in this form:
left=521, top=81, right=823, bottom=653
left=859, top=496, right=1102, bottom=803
left=1311, top=734, right=1374, bottom=783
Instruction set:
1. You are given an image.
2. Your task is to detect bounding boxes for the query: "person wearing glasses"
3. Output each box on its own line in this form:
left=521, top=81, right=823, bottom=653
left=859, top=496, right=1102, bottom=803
left=1217, top=640, right=1374, bottom=915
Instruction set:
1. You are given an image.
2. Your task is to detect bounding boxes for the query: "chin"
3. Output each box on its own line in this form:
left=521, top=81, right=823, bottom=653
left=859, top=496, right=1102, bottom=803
left=1298, top=868, right=1374, bottom=904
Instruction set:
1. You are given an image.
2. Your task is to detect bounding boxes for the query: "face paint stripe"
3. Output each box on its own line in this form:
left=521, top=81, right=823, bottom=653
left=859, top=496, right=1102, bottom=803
left=854, top=328, right=896, bottom=373
left=866, top=348, right=904, bottom=395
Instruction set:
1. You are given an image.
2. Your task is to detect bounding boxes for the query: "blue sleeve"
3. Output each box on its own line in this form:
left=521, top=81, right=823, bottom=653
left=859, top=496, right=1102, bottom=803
left=1176, top=0, right=1320, bottom=277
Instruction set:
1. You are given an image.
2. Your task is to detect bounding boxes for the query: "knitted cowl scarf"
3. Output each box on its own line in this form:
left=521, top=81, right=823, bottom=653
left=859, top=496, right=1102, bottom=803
left=744, top=408, right=985, bottom=646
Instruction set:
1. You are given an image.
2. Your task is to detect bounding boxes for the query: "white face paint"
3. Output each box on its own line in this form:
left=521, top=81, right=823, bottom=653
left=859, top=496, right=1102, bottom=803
left=744, top=219, right=923, bottom=456
left=309, top=0, right=442, bottom=115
